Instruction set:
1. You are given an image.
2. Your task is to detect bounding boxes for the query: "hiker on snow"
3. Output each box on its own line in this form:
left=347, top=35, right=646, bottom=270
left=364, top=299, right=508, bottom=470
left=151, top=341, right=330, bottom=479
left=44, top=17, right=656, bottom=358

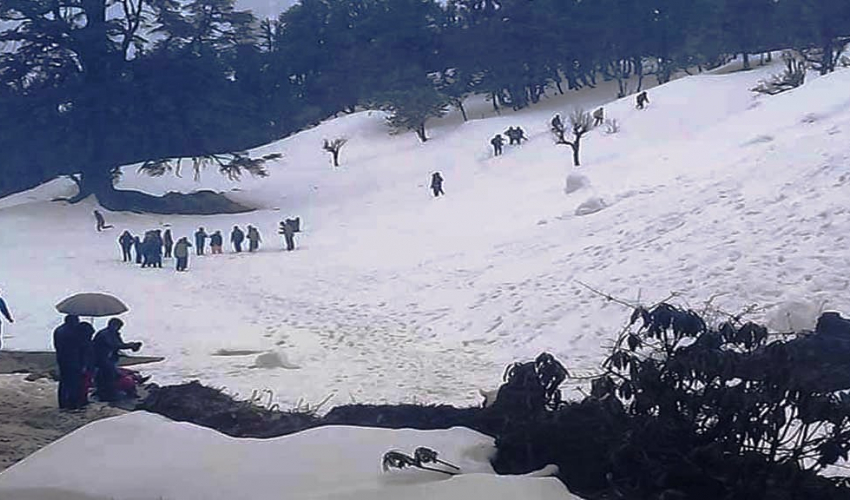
left=490, top=134, right=505, bottom=156
left=174, top=237, right=192, bottom=271
left=194, top=227, right=208, bottom=256
left=133, top=236, right=143, bottom=264
left=551, top=114, right=563, bottom=134
left=593, top=107, right=604, bottom=126
left=504, top=127, right=526, bottom=145
left=278, top=220, right=296, bottom=251
left=636, top=91, right=649, bottom=109
left=247, top=225, right=262, bottom=252
left=94, top=210, right=112, bottom=232
left=118, top=231, right=134, bottom=262
left=210, top=230, right=223, bottom=254
left=0, top=290, right=13, bottom=350
left=431, top=172, right=445, bottom=197
left=231, top=226, right=245, bottom=253
left=140, top=231, right=154, bottom=268
left=163, top=229, right=174, bottom=259
left=151, top=230, right=163, bottom=268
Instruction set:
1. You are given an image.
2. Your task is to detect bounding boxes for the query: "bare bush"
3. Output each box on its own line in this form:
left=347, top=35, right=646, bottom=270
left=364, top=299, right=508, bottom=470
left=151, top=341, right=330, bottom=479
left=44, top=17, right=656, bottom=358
left=552, top=109, right=593, bottom=166
left=604, top=118, right=620, bottom=135
left=751, top=52, right=807, bottom=95
left=322, top=137, right=348, bottom=167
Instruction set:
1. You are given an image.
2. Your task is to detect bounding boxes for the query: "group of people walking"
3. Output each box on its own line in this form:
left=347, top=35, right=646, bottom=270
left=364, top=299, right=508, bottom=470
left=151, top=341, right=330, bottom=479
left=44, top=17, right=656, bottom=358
left=490, top=126, right=527, bottom=156
left=53, top=315, right=145, bottom=409
left=117, top=220, right=300, bottom=272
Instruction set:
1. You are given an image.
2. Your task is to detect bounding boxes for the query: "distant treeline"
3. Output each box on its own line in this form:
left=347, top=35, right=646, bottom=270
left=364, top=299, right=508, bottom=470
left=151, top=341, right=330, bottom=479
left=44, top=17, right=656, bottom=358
left=1, top=0, right=848, bottom=202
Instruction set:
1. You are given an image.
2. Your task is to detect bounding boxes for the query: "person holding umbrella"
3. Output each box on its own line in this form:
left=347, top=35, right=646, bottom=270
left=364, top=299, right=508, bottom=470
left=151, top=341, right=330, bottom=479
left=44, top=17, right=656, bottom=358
left=55, top=293, right=134, bottom=404
left=53, top=314, right=84, bottom=409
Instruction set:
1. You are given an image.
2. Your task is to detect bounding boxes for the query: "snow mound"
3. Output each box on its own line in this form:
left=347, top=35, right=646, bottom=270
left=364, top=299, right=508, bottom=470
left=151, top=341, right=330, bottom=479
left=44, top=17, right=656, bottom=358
left=0, top=412, right=577, bottom=500
left=564, top=173, right=591, bottom=194
left=253, top=350, right=300, bottom=369
left=574, top=197, right=608, bottom=216
left=766, top=300, right=822, bottom=333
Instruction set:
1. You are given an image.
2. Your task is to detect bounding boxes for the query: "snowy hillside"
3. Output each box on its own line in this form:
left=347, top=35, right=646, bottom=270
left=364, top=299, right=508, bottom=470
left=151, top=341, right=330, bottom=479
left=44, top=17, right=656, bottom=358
left=1, top=60, right=849, bottom=409
left=0, top=411, right=576, bottom=499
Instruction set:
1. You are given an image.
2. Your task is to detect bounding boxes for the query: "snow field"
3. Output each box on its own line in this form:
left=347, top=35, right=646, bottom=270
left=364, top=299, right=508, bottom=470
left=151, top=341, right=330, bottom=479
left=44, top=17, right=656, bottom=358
left=0, top=58, right=848, bottom=409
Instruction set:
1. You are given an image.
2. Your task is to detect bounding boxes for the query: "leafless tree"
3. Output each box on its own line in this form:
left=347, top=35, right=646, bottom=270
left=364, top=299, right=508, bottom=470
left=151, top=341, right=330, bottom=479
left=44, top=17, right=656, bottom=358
left=322, top=137, right=349, bottom=167
left=552, top=109, right=593, bottom=167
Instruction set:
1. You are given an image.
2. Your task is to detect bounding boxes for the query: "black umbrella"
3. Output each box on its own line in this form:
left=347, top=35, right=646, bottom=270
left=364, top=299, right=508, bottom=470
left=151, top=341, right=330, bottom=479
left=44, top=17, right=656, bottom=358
left=55, top=293, right=129, bottom=317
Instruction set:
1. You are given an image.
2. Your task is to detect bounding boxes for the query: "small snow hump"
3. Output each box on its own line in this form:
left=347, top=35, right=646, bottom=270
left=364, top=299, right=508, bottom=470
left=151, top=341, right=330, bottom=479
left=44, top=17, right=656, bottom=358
left=766, top=300, right=821, bottom=333
left=253, top=350, right=300, bottom=369
left=564, top=172, right=591, bottom=195
left=575, top=197, right=608, bottom=216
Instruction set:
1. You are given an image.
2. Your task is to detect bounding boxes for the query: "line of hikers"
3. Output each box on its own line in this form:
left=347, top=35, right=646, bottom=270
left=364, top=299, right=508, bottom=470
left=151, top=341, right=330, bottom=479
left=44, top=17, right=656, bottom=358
left=118, top=219, right=301, bottom=271
left=53, top=315, right=146, bottom=409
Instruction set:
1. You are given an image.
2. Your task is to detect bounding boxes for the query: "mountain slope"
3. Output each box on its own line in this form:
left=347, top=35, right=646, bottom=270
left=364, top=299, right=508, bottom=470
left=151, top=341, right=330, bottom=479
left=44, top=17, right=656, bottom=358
left=0, top=60, right=848, bottom=407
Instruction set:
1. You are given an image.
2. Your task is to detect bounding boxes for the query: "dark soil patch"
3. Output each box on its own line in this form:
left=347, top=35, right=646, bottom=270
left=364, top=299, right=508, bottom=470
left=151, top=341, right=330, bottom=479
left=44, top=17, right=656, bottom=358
left=0, top=351, right=163, bottom=381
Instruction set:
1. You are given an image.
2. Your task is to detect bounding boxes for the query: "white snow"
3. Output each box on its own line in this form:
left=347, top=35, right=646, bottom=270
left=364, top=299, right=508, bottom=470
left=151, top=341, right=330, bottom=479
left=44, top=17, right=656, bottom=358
left=0, top=411, right=576, bottom=500
left=1, top=60, right=849, bottom=412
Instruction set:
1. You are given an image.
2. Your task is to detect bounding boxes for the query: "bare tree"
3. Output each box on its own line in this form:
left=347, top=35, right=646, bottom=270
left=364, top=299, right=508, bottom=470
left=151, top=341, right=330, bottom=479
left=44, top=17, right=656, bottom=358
left=322, top=137, right=349, bottom=167
left=552, top=109, right=593, bottom=167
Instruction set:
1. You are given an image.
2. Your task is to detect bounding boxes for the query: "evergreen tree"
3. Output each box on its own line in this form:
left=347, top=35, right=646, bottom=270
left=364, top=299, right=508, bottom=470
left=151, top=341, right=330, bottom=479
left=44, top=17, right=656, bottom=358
left=375, top=79, right=449, bottom=142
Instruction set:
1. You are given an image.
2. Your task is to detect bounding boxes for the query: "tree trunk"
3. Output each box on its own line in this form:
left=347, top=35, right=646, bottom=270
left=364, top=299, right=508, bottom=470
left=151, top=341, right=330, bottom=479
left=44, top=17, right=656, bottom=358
left=456, top=100, right=468, bottom=122
left=332, top=150, right=340, bottom=167
left=415, top=123, right=427, bottom=143
left=742, top=52, right=750, bottom=70
left=571, top=139, right=581, bottom=167
left=821, top=37, right=834, bottom=75
left=635, top=56, right=644, bottom=92
left=59, top=169, right=251, bottom=214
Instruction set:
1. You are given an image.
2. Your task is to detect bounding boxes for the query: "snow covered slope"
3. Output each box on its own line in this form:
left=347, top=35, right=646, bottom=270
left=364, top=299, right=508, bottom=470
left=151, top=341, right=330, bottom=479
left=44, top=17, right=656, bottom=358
left=1, top=61, right=849, bottom=408
left=0, top=412, right=576, bottom=500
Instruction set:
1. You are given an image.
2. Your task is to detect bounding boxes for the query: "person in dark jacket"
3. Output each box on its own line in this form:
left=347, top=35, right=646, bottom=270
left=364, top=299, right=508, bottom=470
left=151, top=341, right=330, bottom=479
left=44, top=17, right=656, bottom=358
left=0, top=290, right=13, bottom=350
left=140, top=231, right=155, bottom=268
left=93, top=210, right=112, bottom=232
left=93, top=318, right=141, bottom=402
left=593, top=107, right=604, bottom=126
left=150, top=230, right=163, bottom=268
left=118, top=231, right=134, bottom=262
left=505, top=127, right=526, bottom=145
left=636, top=91, right=649, bottom=109
left=210, top=231, right=223, bottom=254
left=194, top=227, right=208, bottom=256
left=231, top=226, right=245, bottom=253
left=78, top=322, right=96, bottom=406
left=163, top=229, right=174, bottom=259
left=133, top=236, right=143, bottom=264
left=278, top=220, right=296, bottom=251
left=247, top=225, right=262, bottom=252
left=54, top=314, right=84, bottom=409
left=551, top=114, right=563, bottom=134
left=430, top=172, right=444, bottom=197
left=174, top=237, right=192, bottom=271
left=490, top=134, right=505, bottom=156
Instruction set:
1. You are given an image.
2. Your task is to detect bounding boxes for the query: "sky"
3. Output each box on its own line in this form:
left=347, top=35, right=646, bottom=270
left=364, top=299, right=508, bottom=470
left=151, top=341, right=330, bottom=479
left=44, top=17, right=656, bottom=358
left=236, top=0, right=299, bottom=19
